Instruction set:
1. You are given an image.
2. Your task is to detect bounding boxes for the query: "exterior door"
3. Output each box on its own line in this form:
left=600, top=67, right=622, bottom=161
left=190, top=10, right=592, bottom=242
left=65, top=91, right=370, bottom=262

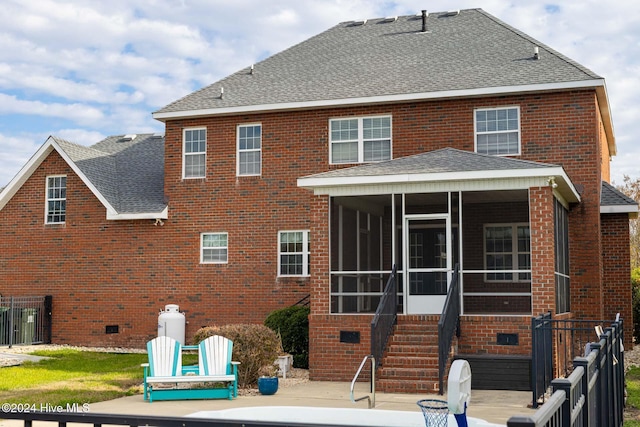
left=405, top=215, right=452, bottom=314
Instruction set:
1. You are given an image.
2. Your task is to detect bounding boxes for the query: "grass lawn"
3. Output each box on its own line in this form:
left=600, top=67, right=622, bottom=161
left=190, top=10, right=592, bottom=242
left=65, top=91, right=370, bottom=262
left=0, top=349, right=197, bottom=406
left=627, top=366, right=640, bottom=425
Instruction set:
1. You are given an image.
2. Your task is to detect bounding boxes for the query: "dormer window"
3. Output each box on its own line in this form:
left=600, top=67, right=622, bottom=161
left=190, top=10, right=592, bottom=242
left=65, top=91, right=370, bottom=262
left=475, top=107, right=520, bottom=156
left=46, top=175, right=66, bottom=224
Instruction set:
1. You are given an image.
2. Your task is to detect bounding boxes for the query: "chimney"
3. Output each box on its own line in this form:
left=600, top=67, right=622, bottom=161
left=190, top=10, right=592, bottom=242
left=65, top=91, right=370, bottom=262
left=421, top=10, right=427, bottom=32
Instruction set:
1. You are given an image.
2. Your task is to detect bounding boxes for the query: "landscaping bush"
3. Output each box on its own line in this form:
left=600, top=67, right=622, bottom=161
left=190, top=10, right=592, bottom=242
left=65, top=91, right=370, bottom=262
left=633, top=268, right=640, bottom=342
left=264, top=305, right=310, bottom=369
left=192, top=324, right=280, bottom=387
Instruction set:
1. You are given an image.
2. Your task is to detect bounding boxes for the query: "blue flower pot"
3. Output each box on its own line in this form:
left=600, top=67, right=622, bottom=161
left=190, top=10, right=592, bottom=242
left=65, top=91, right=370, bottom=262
left=258, top=377, right=279, bottom=395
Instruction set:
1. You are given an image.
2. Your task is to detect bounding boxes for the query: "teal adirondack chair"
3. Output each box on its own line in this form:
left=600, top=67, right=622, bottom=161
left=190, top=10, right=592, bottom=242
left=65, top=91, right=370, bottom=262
left=142, top=335, right=239, bottom=402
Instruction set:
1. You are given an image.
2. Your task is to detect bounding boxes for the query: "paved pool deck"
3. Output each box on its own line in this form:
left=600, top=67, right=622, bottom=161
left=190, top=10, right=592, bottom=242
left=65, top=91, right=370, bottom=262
left=1, top=380, right=537, bottom=427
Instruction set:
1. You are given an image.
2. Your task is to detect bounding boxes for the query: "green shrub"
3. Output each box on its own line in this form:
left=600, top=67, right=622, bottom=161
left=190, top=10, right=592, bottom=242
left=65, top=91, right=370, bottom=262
left=264, top=305, right=310, bottom=369
left=192, top=324, right=280, bottom=387
left=633, top=268, right=640, bottom=342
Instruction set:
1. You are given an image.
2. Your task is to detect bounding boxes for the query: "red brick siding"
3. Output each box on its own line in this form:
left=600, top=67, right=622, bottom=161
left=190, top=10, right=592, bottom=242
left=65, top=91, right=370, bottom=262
left=601, top=214, right=633, bottom=345
left=308, top=314, right=372, bottom=381
left=530, top=186, right=557, bottom=316
left=457, top=316, right=532, bottom=356
left=1, top=89, right=622, bottom=359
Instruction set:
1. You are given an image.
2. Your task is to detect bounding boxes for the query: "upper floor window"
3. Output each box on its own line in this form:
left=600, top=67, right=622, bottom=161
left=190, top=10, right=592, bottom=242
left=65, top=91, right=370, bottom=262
left=201, top=232, right=228, bottom=264
left=278, top=230, right=310, bottom=277
left=484, top=223, right=530, bottom=282
left=46, top=175, right=66, bottom=224
left=475, top=107, right=520, bottom=155
left=237, top=124, right=261, bottom=176
left=330, top=116, right=391, bottom=164
left=183, top=128, right=206, bottom=178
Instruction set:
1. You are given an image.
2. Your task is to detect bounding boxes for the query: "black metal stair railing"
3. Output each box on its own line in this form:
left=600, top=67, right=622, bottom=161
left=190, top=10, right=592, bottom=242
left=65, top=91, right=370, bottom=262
left=437, top=263, right=461, bottom=395
left=370, top=265, right=398, bottom=369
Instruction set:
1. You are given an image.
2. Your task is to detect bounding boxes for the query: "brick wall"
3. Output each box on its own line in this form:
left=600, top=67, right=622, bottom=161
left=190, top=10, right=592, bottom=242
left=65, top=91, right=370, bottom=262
left=530, top=186, right=557, bottom=316
left=601, top=214, right=633, bottom=345
left=0, top=89, right=620, bottom=357
left=457, top=316, right=532, bottom=356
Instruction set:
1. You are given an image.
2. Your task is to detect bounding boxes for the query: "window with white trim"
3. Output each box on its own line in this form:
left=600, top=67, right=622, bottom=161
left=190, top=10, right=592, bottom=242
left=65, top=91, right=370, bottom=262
left=201, top=233, right=228, bottom=264
left=46, top=175, right=66, bottom=224
left=484, top=224, right=530, bottom=282
left=475, top=107, right=520, bottom=155
left=330, top=116, right=391, bottom=164
left=278, top=230, right=310, bottom=276
left=183, top=128, right=206, bottom=178
left=237, top=124, right=261, bottom=176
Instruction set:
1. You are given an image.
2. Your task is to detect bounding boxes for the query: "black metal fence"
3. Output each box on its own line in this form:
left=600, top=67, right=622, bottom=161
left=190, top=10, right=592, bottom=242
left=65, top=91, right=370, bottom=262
left=370, top=265, right=397, bottom=369
left=530, top=312, right=620, bottom=408
left=0, top=295, right=52, bottom=346
left=0, top=410, right=364, bottom=427
left=437, top=263, right=460, bottom=395
left=508, top=318, right=624, bottom=427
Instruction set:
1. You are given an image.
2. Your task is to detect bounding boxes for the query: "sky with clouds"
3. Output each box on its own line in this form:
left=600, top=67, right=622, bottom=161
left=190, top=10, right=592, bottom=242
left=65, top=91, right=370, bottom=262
left=0, top=0, right=638, bottom=188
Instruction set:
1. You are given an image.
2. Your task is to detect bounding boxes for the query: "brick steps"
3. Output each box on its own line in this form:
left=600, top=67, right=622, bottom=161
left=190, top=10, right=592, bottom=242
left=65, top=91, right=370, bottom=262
left=377, top=316, right=447, bottom=393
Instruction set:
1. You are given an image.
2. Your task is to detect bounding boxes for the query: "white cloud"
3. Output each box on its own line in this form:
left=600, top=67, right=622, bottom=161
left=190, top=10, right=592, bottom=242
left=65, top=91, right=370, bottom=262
left=0, top=0, right=639, bottom=189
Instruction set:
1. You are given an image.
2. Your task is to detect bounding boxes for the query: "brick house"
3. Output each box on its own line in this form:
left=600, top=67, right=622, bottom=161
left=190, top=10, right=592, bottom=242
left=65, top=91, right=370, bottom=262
left=0, top=9, right=637, bottom=391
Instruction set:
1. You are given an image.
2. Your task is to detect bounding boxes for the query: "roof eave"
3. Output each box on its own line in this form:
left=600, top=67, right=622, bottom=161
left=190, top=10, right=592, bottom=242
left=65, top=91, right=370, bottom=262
left=601, top=205, right=639, bottom=218
left=153, top=80, right=605, bottom=122
left=0, top=137, right=118, bottom=216
left=106, top=206, right=168, bottom=220
left=298, top=166, right=580, bottom=203
left=595, top=84, right=616, bottom=156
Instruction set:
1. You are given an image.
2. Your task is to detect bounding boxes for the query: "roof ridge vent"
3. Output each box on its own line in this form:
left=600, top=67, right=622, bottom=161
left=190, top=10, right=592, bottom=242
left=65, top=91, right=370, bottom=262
left=152, top=132, right=164, bottom=139
left=121, top=134, right=137, bottom=141
left=349, top=19, right=367, bottom=26
left=440, top=10, right=460, bottom=17
left=381, top=16, right=398, bottom=23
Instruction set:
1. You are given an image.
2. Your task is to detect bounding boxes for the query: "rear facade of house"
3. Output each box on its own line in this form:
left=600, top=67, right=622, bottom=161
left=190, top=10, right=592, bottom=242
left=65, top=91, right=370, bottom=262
left=0, top=9, right=636, bottom=392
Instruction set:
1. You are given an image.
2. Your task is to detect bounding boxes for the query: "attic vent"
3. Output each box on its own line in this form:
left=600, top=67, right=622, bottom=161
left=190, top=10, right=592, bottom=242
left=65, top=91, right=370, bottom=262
left=151, top=133, right=164, bottom=139
left=120, top=134, right=137, bottom=142
left=439, top=10, right=460, bottom=17
left=349, top=19, right=367, bottom=26
left=381, top=16, right=398, bottom=23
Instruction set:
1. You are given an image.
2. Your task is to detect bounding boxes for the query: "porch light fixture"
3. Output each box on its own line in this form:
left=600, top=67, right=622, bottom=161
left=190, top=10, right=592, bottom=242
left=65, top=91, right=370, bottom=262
left=548, top=177, right=558, bottom=189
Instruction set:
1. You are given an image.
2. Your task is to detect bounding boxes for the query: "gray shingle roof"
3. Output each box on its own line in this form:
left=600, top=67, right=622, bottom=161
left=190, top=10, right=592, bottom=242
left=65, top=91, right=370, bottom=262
left=156, top=8, right=601, bottom=116
left=601, top=181, right=638, bottom=208
left=304, top=147, right=557, bottom=179
left=56, top=134, right=166, bottom=215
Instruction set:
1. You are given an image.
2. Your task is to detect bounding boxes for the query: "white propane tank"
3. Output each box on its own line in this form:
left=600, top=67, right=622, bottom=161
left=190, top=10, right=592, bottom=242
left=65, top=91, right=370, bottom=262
left=158, top=304, right=185, bottom=344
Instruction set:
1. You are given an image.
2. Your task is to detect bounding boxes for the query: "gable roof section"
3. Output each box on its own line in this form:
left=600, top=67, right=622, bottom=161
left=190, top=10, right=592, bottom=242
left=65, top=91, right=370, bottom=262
left=298, top=148, right=580, bottom=205
left=153, top=8, right=614, bottom=155
left=0, top=134, right=167, bottom=220
left=601, top=181, right=638, bottom=217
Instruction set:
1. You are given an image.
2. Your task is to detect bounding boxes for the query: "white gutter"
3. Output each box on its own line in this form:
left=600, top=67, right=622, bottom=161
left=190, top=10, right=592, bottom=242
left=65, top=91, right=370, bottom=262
left=153, top=80, right=605, bottom=121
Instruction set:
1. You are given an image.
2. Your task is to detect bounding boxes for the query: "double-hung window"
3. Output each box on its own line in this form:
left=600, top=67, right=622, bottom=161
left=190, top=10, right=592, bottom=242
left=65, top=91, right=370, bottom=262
left=46, top=175, right=66, bottom=224
left=183, top=128, right=206, bottom=178
left=330, top=116, right=391, bottom=164
left=237, top=124, right=261, bottom=176
left=475, top=107, right=520, bottom=155
left=484, top=224, right=531, bottom=282
left=201, top=233, right=228, bottom=264
left=278, top=230, right=310, bottom=276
